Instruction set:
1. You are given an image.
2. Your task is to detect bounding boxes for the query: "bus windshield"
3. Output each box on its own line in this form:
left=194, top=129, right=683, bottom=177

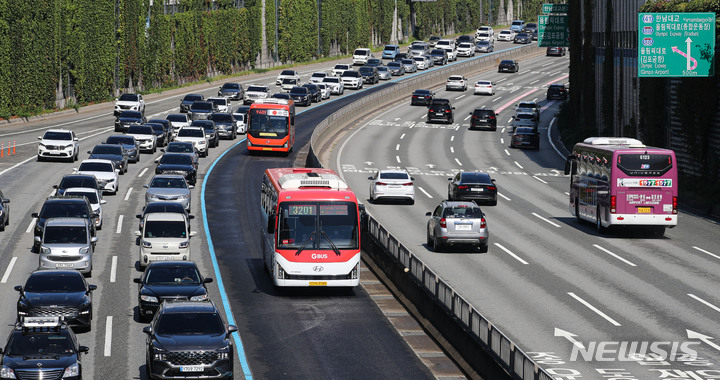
left=248, top=109, right=289, bottom=136
left=277, top=201, right=358, bottom=250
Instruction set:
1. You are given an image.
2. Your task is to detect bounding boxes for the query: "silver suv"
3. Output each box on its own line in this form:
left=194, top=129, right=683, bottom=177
left=426, top=201, right=489, bottom=253
left=37, top=217, right=97, bottom=276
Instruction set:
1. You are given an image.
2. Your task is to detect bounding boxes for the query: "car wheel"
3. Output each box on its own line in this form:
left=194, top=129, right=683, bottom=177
left=480, top=244, right=489, bottom=253
left=433, top=236, right=443, bottom=252
left=426, top=231, right=433, bottom=247
left=0, top=219, right=4, bottom=232
left=37, top=155, right=43, bottom=162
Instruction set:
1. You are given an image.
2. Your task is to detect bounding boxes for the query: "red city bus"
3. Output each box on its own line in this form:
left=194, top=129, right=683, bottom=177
left=246, top=99, right=296, bottom=154
left=260, top=168, right=364, bottom=287
left=565, top=137, right=678, bottom=236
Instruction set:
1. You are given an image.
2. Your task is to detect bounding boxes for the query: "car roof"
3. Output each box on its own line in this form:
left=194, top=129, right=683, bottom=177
left=442, top=200, right=481, bottom=208
left=29, top=269, right=85, bottom=277
left=63, top=187, right=99, bottom=194
left=44, top=128, right=72, bottom=134
left=145, top=212, right=187, bottom=222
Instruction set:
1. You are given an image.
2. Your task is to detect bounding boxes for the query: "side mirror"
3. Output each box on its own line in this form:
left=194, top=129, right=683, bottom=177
left=267, top=214, right=276, bottom=234
left=410, top=177, right=415, bottom=181
left=78, top=346, right=89, bottom=354
left=88, top=284, right=98, bottom=291
left=136, top=214, right=142, bottom=219
left=133, top=278, right=142, bottom=284
left=38, top=136, right=42, bottom=140
left=100, top=200, right=107, bottom=205
left=134, top=231, right=141, bottom=237
left=143, top=184, right=149, bottom=188
left=87, top=151, right=92, bottom=154
left=188, top=185, right=195, bottom=190
left=142, top=326, right=152, bottom=334
left=188, top=215, right=195, bottom=220
left=34, top=236, right=41, bottom=243
left=160, top=149, right=166, bottom=153
left=91, top=237, right=99, bottom=244
left=14, top=285, right=22, bottom=293
left=115, top=169, right=120, bottom=174
left=204, top=278, right=214, bottom=284
left=228, top=325, right=239, bottom=334
left=425, top=212, right=432, bottom=216
left=74, top=138, right=79, bottom=141
left=189, top=231, right=198, bottom=238
left=469, top=112, right=473, bottom=115
left=367, top=176, right=373, bottom=180
left=31, top=212, right=39, bottom=218
left=448, top=178, right=452, bottom=181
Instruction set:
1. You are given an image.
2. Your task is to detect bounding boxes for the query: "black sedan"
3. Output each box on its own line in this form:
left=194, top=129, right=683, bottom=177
left=15, top=269, right=97, bottom=331
left=114, top=110, right=145, bottom=132
left=155, top=152, right=197, bottom=185
left=289, top=86, right=312, bottom=106
left=145, top=122, right=170, bottom=147
left=510, top=127, right=540, bottom=149
left=514, top=32, right=532, bottom=44
left=410, top=89, right=434, bottom=106
left=429, top=49, right=448, bottom=65
left=87, top=144, right=129, bottom=174
left=302, top=83, right=322, bottom=103
left=104, top=134, right=140, bottom=163
left=447, top=171, right=498, bottom=206
left=133, top=261, right=212, bottom=321
left=180, top=93, right=204, bottom=113
left=218, top=82, right=244, bottom=100
left=498, top=59, right=519, bottom=73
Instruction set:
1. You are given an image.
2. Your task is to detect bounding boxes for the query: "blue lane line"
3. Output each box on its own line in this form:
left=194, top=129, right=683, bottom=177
left=200, top=44, right=527, bottom=378
left=200, top=136, right=253, bottom=380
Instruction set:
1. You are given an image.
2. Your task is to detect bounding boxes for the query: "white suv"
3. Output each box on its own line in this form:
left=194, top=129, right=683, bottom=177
left=114, top=93, right=145, bottom=117
left=174, top=127, right=208, bottom=157
left=135, top=212, right=196, bottom=268
left=74, top=159, right=120, bottom=195
left=352, top=48, right=374, bottom=65
left=341, top=70, right=363, bottom=90
left=331, top=63, right=351, bottom=77
left=37, top=129, right=79, bottom=162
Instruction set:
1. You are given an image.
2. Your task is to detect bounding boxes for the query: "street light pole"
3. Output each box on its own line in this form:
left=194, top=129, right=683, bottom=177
left=274, top=0, right=279, bottom=61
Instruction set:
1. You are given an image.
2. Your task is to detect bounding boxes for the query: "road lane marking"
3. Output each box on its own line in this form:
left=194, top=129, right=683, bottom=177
left=593, top=244, right=637, bottom=267
left=450, top=147, right=454, bottom=153
left=450, top=136, right=455, bottom=142
left=0, top=156, right=36, bottom=177
left=455, top=95, right=466, bottom=100
left=693, top=246, right=720, bottom=260
left=418, top=187, right=433, bottom=198
left=495, top=243, right=529, bottom=265
left=504, top=149, right=510, bottom=156
left=116, top=215, right=124, bottom=234
left=124, top=187, right=133, bottom=201
left=104, top=316, right=113, bottom=356
left=110, top=256, right=118, bottom=283
left=26, top=218, right=37, bottom=233
left=138, top=168, right=148, bottom=177
left=498, top=192, right=511, bottom=201
left=1, top=257, right=17, bottom=283
left=507, top=118, right=513, bottom=123
left=568, top=292, right=621, bottom=326
left=464, top=115, right=470, bottom=120
left=532, top=176, right=548, bottom=184
left=455, top=158, right=462, bottom=166
left=688, top=294, right=720, bottom=314
left=492, top=97, right=502, bottom=102
left=529, top=79, right=540, bottom=84
left=564, top=192, right=570, bottom=196
left=396, top=155, right=401, bottom=163
left=532, top=212, right=561, bottom=228
left=514, top=161, right=523, bottom=169
left=500, top=137, right=504, bottom=144
left=396, top=144, right=400, bottom=151
left=400, top=133, right=406, bottom=139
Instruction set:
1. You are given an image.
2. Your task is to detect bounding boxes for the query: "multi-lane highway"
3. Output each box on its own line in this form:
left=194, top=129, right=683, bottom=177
left=0, top=47, right=514, bottom=379
left=331, top=51, right=720, bottom=380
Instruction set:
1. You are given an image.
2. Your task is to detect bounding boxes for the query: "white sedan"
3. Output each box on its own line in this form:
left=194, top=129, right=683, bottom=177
left=497, top=30, right=516, bottom=42
left=474, top=80, right=495, bottom=95
left=368, top=169, right=415, bottom=204
left=74, top=159, right=120, bottom=195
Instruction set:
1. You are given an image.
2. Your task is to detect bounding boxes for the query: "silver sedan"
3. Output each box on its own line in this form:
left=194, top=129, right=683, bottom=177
left=144, top=174, right=194, bottom=211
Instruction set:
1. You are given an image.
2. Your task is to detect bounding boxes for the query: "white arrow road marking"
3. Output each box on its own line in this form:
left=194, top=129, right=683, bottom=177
left=554, top=327, right=585, bottom=349
left=687, top=330, right=720, bottom=352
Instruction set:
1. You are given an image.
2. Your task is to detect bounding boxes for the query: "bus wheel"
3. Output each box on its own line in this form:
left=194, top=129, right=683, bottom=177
left=652, top=226, right=666, bottom=237
left=596, top=206, right=607, bottom=234
left=575, top=201, right=583, bottom=224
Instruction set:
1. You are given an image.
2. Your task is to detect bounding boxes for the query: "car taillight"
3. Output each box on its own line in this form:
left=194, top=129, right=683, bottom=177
left=429, top=108, right=435, bottom=112
left=672, top=196, right=678, bottom=214
left=458, top=185, right=469, bottom=189
left=487, top=186, right=496, bottom=191
left=402, top=182, right=413, bottom=186
left=445, top=110, right=451, bottom=113
left=610, top=195, right=617, bottom=213
left=376, top=182, right=387, bottom=186
left=489, top=115, right=496, bottom=119
left=480, top=218, right=487, bottom=228
left=439, top=218, right=447, bottom=228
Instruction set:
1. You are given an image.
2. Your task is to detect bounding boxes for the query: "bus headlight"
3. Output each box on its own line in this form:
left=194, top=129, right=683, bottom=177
left=277, top=264, right=286, bottom=279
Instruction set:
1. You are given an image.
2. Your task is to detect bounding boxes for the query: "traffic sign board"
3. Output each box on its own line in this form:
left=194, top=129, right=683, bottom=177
left=543, top=3, right=568, bottom=14
left=638, top=12, right=715, bottom=77
left=538, top=15, right=569, bottom=47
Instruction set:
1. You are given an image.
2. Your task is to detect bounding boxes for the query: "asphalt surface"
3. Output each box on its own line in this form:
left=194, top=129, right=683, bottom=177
left=331, top=47, right=720, bottom=380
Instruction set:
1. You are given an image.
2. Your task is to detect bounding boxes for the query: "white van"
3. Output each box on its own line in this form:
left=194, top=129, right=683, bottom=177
left=352, top=48, right=374, bottom=65
left=136, top=212, right=196, bottom=267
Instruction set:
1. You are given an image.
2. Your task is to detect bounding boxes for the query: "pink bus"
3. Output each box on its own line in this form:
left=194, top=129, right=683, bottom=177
left=565, top=137, right=678, bottom=236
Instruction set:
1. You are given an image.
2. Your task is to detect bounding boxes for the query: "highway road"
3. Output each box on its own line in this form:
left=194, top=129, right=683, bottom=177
left=0, top=48, right=511, bottom=379
left=331, top=48, right=720, bottom=380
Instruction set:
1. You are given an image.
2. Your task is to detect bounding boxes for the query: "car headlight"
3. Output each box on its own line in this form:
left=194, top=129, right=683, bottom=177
left=79, top=247, right=90, bottom=254
left=107, top=178, right=115, bottom=183
left=65, top=144, right=74, bottom=149
left=39, top=143, right=46, bottom=148
left=177, top=194, right=189, bottom=200
left=179, top=241, right=189, bottom=249
left=199, top=141, right=206, bottom=145
left=190, top=294, right=207, bottom=301
left=142, top=240, right=152, bottom=248
left=141, top=295, right=159, bottom=303
left=152, top=346, right=167, bottom=361
left=41, top=247, right=51, bottom=254
left=62, top=363, right=80, bottom=378
left=0, top=365, right=16, bottom=379
left=217, top=345, right=231, bottom=360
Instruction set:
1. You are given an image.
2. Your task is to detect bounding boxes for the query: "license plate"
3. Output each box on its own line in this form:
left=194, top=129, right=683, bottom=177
left=180, top=365, right=204, bottom=372
left=56, top=263, right=74, bottom=268
left=154, top=256, right=173, bottom=261
left=637, top=207, right=652, bottom=213
left=471, top=188, right=483, bottom=192
left=436, top=113, right=444, bottom=116
left=389, top=185, right=401, bottom=188
left=455, top=224, right=472, bottom=230
left=309, top=281, right=327, bottom=286
left=479, top=119, right=487, bottom=122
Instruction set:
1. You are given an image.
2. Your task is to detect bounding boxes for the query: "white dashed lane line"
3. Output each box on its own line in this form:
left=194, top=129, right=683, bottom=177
left=124, top=187, right=133, bottom=201
left=116, top=215, right=124, bottom=234
left=514, top=161, right=523, bottom=169
left=26, top=218, right=36, bottom=233
left=497, top=193, right=511, bottom=202
left=688, top=294, right=720, bottom=314
left=693, top=246, right=720, bottom=260
left=138, top=168, right=148, bottom=178
left=418, top=187, right=433, bottom=198
left=495, top=243, right=529, bottom=265
left=110, top=256, right=118, bottom=283
left=593, top=244, right=637, bottom=267
left=104, top=316, right=113, bottom=356
left=568, top=292, right=622, bottom=327
left=532, top=176, right=548, bottom=184
left=1, top=257, right=17, bottom=283
left=454, top=158, right=462, bottom=166
left=532, top=212, right=561, bottom=228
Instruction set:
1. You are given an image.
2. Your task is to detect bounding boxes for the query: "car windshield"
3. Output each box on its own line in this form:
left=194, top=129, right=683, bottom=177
left=277, top=201, right=359, bottom=250
left=106, top=136, right=134, bottom=145
left=25, top=274, right=86, bottom=293
left=177, top=128, right=204, bottom=138
left=79, top=162, right=113, bottom=172
left=43, top=132, right=72, bottom=140
left=166, top=114, right=188, bottom=123
left=59, top=177, right=96, bottom=190
left=92, top=146, right=122, bottom=155
left=41, top=203, right=89, bottom=219
left=359, top=67, right=373, bottom=74
left=379, top=172, right=409, bottom=180
left=221, top=83, right=239, bottom=89
left=388, top=62, right=401, bottom=68
left=5, top=333, right=75, bottom=356
left=401, top=60, right=413, bottom=64
left=415, top=90, right=431, bottom=95
left=44, top=226, right=87, bottom=244
left=516, top=114, right=535, bottom=120
left=150, top=178, right=187, bottom=188
left=477, top=41, right=490, bottom=46
left=501, top=60, right=514, bottom=64
left=183, top=94, right=202, bottom=102
left=343, top=71, right=360, bottom=78
left=190, top=102, right=212, bottom=111
left=515, top=127, right=536, bottom=134
left=311, top=73, right=325, bottom=78
left=119, top=94, right=139, bottom=101
left=209, top=114, right=233, bottom=123
left=290, top=87, right=308, bottom=94
left=209, top=98, right=227, bottom=106
left=156, top=312, right=225, bottom=335
left=65, top=191, right=99, bottom=204
left=323, top=77, right=339, bottom=83
left=334, top=65, right=349, bottom=70
left=247, top=86, right=267, bottom=93
left=160, top=155, right=192, bottom=165
left=280, top=70, right=295, bottom=76
left=145, top=266, right=200, bottom=285
left=443, top=206, right=483, bottom=218
left=459, top=43, right=472, bottom=48
left=144, top=220, right=187, bottom=238
left=150, top=125, right=164, bottom=133
left=127, top=126, right=153, bottom=135
left=353, top=49, right=368, bottom=55
left=449, top=76, right=463, bottom=81
left=384, top=46, right=398, bottom=51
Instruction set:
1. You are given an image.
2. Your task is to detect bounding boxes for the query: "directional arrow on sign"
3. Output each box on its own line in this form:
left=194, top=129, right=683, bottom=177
left=687, top=329, right=720, bottom=352
left=554, top=328, right=585, bottom=349
left=671, top=37, right=698, bottom=71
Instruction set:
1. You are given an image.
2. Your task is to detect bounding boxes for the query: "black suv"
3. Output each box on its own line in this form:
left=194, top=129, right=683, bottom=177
left=115, top=110, right=146, bottom=132
left=0, top=317, right=89, bottom=380
left=302, top=83, right=322, bottom=103
left=217, top=82, right=244, bottom=101
left=359, top=66, right=380, bottom=84
left=144, top=300, right=237, bottom=379
left=155, top=153, right=198, bottom=185
left=429, top=49, right=448, bottom=65
left=15, top=270, right=96, bottom=331
left=289, top=86, right=311, bottom=106
left=180, top=94, right=204, bottom=113
left=547, top=84, right=568, bottom=100
left=426, top=99, right=455, bottom=124
left=469, top=108, right=497, bottom=130
left=54, top=174, right=100, bottom=196
left=134, top=261, right=213, bottom=321
left=31, top=196, right=97, bottom=252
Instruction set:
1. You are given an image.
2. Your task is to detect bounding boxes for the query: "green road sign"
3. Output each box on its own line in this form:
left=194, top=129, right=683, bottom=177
left=543, top=3, right=568, bottom=14
left=638, top=12, right=716, bottom=77
left=538, top=15, right=569, bottom=47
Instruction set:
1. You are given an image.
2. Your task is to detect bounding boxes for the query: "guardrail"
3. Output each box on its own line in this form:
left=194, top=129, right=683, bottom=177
left=305, top=43, right=553, bottom=379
